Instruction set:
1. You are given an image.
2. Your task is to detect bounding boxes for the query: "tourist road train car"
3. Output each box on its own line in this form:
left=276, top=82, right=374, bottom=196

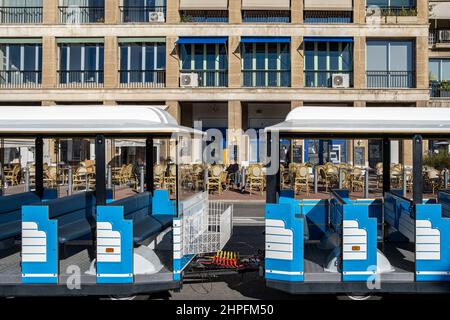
left=264, top=107, right=450, bottom=297
left=0, top=106, right=232, bottom=297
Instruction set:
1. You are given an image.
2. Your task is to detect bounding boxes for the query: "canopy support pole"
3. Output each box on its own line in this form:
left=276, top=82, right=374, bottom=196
left=382, top=138, right=390, bottom=196
left=266, top=132, right=280, bottom=204
left=95, top=135, right=106, bottom=206
left=146, top=137, right=154, bottom=195
left=413, top=135, right=423, bottom=205
left=35, top=137, right=44, bottom=198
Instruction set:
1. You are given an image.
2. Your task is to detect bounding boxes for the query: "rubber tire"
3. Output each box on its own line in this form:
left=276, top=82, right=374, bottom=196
left=337, top=294, right=383, bottom=301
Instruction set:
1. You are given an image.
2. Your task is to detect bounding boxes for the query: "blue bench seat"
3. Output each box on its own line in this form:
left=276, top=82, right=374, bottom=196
left=0, top=192, right=41, bottom=241
left=109, top=192, right=168, bottom=245
left=153, top=215, right=174, bottom=229
left=44, top=192, right=96, bottom=244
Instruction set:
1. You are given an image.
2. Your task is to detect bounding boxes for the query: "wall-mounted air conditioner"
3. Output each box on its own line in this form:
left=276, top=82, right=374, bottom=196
left=332, top=73, right=350, bottom=88
left=149, top=11, right=165, bottom=22
left=180, top=73, right=199, bottom=88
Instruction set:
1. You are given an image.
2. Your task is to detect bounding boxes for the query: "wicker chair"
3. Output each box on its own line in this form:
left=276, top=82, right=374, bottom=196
left=350, top=167, right=365, bottom=192
left=153, top=164, right=164, bottom=189
left=4, top=164, right=21, bottom=186
left=44, top=166, right=58, bottom=188
left=248, top=165, right=264, bottom=196
left=207, top=165, right=223, bottom=194
left=294, top=165, right=310, bottom=195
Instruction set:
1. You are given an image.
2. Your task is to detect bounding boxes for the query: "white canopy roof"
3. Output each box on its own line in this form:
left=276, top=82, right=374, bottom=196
left=266, top=107, right=450, bottom=135
left=0, top=106, right=200, bottom=135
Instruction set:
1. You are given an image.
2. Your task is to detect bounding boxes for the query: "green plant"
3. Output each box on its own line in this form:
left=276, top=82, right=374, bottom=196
left=424, top=151, right=450, bottom=170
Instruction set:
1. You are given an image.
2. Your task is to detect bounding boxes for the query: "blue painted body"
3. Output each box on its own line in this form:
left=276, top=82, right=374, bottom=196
left=265, top=202, right=304, bottom=282
left=152, top=189, right=176, bottom=216
left=414, top=193, right=450, bottom=281
left=96, top=206, right=133, bottom=284
left=21, top=206, right=58, bottom=284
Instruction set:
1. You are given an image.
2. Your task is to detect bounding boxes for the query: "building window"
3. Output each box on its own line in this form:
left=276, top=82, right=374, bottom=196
left=0, top=0, right=42, bottom=24
left=304, top=40, right=353, bottom=88
left=366, top=0, right=417, bottom=16
left=242, top=42, right=290, bottom=87
left=0, top=42, right=42, bottom=87
left=59, top=42, right=104, bottom=87
left=119, top=42, right=166, bottom=88
left=304, top=11, right=352, bottom=24
left=180, top=43, right=228, bottom=87
left=429, top=58, right=450, bottom=98
left=120, top=0, right=166, bottom=23
left=366, top=40, right=415, bottom=88
left=59, top=0, right=105, bottom=24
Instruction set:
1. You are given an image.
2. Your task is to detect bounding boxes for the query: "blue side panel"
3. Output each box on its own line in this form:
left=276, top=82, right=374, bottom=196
left=173, top=217, right=191, bottom=281
left=301, top=199, right=328, bottom=240
left=342, top=204, right=377, bottom=282
left=265, top=203, right=304, bottom=282
left=416, top=204, right=450, bottom=281
left=352, top=199, right=383, bottom=240
left=21, top=206, right=58, bottom=284
left=152, top=189, right=176, bottom=216
left=42, top=188, right=58, bottom=201
left=96, top=206, right=133, bottom=284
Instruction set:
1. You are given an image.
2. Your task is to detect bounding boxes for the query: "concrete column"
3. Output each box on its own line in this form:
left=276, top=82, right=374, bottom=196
left=104, top=36, right=119, bottom=89
left=104, top=100, right=118, bottom=106
left=353, top=0, right=366, bottom=24
left=228, top=101, right=244, bottom=162
left=166, top=0, right=180, bottom=23
left=417, top=0, right=428, bottom=24
left=291, top=0, right=303, bottom=24
left=353, top=36, right=366, bottom=89
left=43, top=0, right=58, bottom=24
left=42, top=101, right=56, bottom=106
left=228, top=36, right=241, bottom=88
left=291, top=101, right=303, bottom=110
left=291, top=36, right=303, bottom=88
left=402, top=140, right=413, bottom=167
left=105, top=0, right=120, bottom=24
left=166, top=37, right=180, bottom=88
left=416, top=36, right=429, bottom=90
left=166, top=101, right=181, bottom=123
left=229, top=0, right=242, bottom=24
left=42, top=37, right=57, bottom=89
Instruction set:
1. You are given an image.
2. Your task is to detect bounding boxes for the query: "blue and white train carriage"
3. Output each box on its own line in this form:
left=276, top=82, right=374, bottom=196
left=264, top=107, right=450, bottom=295
left=0, top=106, right=232, bottom=297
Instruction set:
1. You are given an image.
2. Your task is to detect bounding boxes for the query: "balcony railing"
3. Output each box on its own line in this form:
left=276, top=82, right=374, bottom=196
left=366, top=71, right=415, bottom=88
left=0, top=70, right=41, bottom=88
left=429, top=30, right=450, bottom=45
left=242, top=10, right=290, bottom=23
left=366, top=5, right=417, bottom=17
left=0, top=7, right=42, bottom=24
left=430, top=81, right=450, bottom=99
left=242, top=70, right=291, bottom=87
left=304, top=11, right=352, bottom=24
left=304, top=70, right=353, bottom=88
left=58, top=70, right=104, bottom=88
left=59, top=6, right=104, bottom=24
left=180, top=70, right=228, bottom=87
left=120, top=6, right=166, bottom=23
left=180, top=10, right=228, bottom=23
left=119, top=70, right=165, bottom=88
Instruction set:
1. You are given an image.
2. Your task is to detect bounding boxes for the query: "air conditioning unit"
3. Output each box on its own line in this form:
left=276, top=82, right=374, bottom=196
left=180, top=73, right=199, bottom=88
left=149, top=11, right=165, bottom=22
left=439, top=30, right=450, bottom=42
left=332, top=73, right=350, bottom=89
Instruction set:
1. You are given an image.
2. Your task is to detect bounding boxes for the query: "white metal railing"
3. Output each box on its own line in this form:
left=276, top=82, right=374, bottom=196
left=179, top=192, right=233, bottom=256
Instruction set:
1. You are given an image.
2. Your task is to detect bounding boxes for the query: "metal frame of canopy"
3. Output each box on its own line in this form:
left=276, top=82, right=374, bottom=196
left=264, top=106, right=450, bottom=294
